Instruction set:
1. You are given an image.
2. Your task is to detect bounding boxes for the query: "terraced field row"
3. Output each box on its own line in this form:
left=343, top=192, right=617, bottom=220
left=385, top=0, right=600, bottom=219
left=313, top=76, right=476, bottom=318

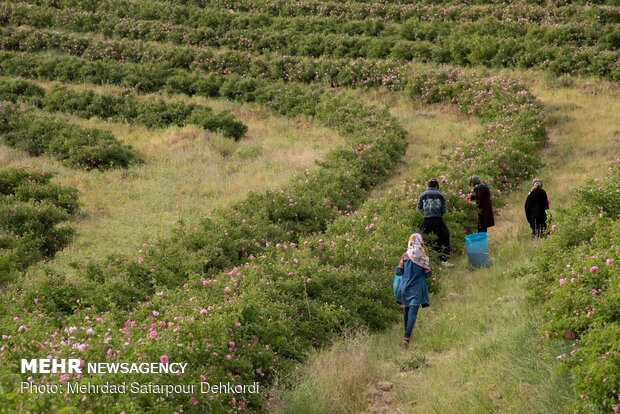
left=0, top=0, right=617, bottom=412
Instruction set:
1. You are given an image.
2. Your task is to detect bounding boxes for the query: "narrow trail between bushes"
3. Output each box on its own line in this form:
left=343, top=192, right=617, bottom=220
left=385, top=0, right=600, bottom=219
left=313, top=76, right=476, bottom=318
left=359, top=191, right=569, bottom=414
left=362, top=90, right=483, bottom=201
left=273, top=76, right=619, bottom=413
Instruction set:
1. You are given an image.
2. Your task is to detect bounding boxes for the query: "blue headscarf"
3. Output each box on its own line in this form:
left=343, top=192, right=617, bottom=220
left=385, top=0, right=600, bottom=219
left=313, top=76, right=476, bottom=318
left=467, top=175, right=480, bottom=186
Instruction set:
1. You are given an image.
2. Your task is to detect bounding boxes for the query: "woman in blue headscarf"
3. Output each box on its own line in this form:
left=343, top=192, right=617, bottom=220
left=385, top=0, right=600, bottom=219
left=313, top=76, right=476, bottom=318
left=394, top=233, right=432, bottom=347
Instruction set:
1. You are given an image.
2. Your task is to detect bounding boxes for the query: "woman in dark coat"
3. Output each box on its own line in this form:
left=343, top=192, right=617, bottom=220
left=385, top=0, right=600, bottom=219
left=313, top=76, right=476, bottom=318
left=466, top=176, right=494, bottom=232
left=525, top=178, right=549, bottom=237
left=394, top=233, right=432, bottom=347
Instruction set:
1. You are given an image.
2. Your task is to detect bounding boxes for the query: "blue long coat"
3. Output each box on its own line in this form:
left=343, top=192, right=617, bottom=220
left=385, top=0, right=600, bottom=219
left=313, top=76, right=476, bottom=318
left=395, top=259, right=431, bottom=308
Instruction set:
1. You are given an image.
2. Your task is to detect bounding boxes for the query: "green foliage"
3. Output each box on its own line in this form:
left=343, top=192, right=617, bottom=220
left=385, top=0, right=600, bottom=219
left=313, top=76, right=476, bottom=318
left=1, top=1, right=617, bottom=78
left=0, top=78, right=44, bottom=106
left=0, top=167, right=79, bottom=277
left=1, top=0, right=604, bottom=411
left=397, top=352, right=427, bottom=371
left=233, top=144, right=262, bottom=160
left=1, top=102, right=141, bottom=170
left=0, top=65, right=551, bottom=411
left=531, top=162, right=620, bottom=413
left=569, top=324, right=620, bottom=413
left=41, top=83, right=248, bottom=139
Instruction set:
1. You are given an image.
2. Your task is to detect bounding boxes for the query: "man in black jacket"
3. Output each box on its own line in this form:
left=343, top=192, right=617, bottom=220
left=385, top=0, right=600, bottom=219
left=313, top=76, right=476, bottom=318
left=417, top=178, right=453, bottom=266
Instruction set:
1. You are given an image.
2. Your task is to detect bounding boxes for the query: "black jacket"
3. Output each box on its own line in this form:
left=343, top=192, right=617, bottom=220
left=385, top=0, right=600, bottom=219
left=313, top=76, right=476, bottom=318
left=524, top=187, right=549, bottom=223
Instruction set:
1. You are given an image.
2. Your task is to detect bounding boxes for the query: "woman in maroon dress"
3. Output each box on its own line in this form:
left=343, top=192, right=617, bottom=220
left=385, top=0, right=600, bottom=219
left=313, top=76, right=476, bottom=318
left=466, top=176, right=494, bottom=232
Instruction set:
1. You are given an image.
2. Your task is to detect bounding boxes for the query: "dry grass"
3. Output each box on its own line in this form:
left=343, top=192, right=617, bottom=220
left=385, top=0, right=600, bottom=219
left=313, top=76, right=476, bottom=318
left=362, top=89, right=483, bottom=197
left=0, top=97, right=341, bottom=277
left=530, top=85, right=620, bottom=196
left=274, top=332, right=384, bottom=414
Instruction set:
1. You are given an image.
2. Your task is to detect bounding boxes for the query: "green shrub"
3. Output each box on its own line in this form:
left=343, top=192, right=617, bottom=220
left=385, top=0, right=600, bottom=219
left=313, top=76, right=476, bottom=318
left=532, top=162, right=620, bottom=413
left=0, top=78, right=44, bottom=106
left=0, top=167, right=79, bottom=275
left=39, top=83, right=248, bottom=139
left=0, top=64, right=551, bottom=413
left=3, top=113, right=141, bottom=169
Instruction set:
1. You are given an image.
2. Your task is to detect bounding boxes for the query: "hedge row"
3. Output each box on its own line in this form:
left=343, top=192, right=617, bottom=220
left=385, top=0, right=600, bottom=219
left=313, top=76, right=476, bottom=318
left=0, top=80, right=410, bottom=413
left=2, top=82, right=409, bottom=301
left=0, top=100, right=141, bottom=170
left=529, top=162, right=619, bottom=413
left=0, top=27, right=407, bottom=82
left=0, top=76, right=248, bottom=139
left=0, top=77, right=45, bottom=105
left=4, top=1, right=617, bottom=52
left=1, top=20, right=617, bottom=79
left=0, top=49, right=407, bottom=92
left=0, top=68, right=549, bottom=413
left=0, top=167, right=79, bottom=278
left=33, top=0, right=619, bottom=24
left=207, top=0, right=620, bottom=17
left=8, top=0, right=618, bottom=61
left=42, top=84, right=247, bottom=140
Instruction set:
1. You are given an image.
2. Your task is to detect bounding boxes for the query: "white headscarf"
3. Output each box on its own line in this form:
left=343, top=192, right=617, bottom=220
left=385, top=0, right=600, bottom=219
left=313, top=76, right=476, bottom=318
left=406, top=233, right=430, bottom=271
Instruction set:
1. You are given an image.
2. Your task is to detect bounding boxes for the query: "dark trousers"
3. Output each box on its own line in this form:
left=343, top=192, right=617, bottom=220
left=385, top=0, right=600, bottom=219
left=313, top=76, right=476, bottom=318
left=530, top=216, right=547, bottom=238
left=422, top=217, right=450, bottom=261
left=404, top=305, right=420, bottom=339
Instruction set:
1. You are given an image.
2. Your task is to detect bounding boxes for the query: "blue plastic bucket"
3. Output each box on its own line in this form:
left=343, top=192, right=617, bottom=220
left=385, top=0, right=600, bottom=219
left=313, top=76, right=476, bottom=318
left=465, top=232, right=490, bottom=268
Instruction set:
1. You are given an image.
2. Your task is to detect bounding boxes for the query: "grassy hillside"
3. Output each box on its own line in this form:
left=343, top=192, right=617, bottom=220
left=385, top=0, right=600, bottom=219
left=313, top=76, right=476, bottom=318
left=1, top=93, right=342, bottom=274
left=272, top=73, right=619, bottom=413
left=0, top=0, right=617, bottom=412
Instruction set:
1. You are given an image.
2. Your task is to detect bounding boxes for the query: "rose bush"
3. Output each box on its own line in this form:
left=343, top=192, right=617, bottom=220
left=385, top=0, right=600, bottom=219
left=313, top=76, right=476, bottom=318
left=530, top=161, right=619, bottom=413
left=0, top=67, right=550, bottom=412
left=0, top=100, right=142, bottom=170
left=0, top=167, right=79, bottom=279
